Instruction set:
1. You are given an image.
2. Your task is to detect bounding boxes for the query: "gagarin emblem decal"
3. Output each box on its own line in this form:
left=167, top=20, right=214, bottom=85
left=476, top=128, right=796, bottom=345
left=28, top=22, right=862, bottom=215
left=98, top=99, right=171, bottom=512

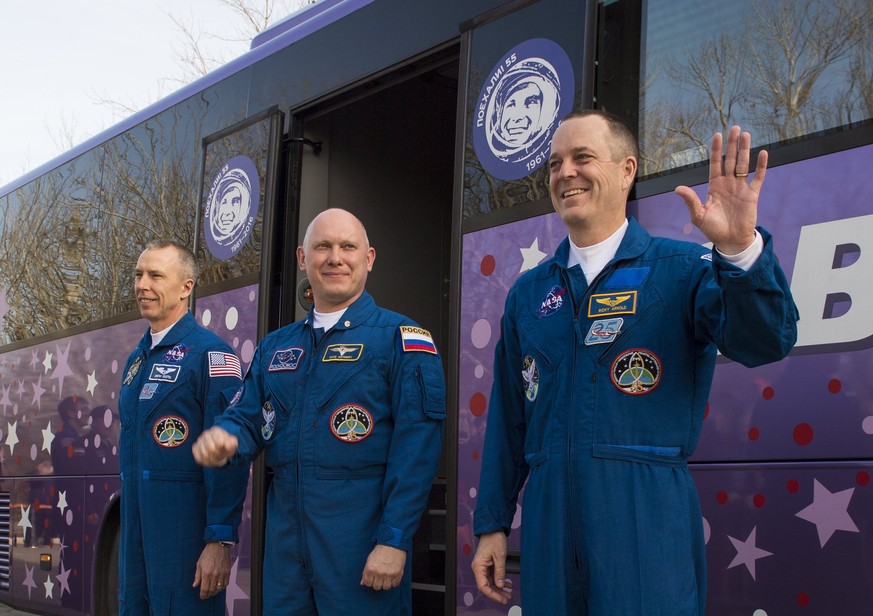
left=472, top=38, right=574, bottom=181
left=204, top=155, right=260, bottom=260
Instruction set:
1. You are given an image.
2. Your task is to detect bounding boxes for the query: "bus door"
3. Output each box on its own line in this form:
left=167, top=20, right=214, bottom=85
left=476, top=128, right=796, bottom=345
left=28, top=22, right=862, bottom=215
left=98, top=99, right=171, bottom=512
left=286, top=45, right=460, bottom=616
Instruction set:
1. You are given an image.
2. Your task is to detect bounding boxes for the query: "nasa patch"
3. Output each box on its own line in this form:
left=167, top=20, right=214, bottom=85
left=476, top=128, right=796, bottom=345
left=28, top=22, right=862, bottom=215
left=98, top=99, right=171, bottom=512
left=610, top=349, right=662, bottom=395
left=261, top=401, right=276, bottom=441
left=472, top=38, right=575, bottom=181
left=149, top=364, right=181, bottom=383
left=152, top=416, right=189, bottom=448
left=537, top=285, right=566, bottom=318
left=322, top=344, right=364, bottom=362
left=330, top=404, right=373, bottom=442
left=269, top=348, right=304, bottom=371
left=163, top=344, right=190, bottom=363
left=522, top=355, right=539, bottom=402
left=203, top=155, right=260, bottom=261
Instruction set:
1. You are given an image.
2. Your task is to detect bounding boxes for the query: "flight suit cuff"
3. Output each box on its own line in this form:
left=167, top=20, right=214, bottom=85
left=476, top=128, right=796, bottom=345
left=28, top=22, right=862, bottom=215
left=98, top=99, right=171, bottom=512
left=712, top=226, right=777, bottom=290
left=472, top=508, right=512, bottom=537
left=203, top=524, right=237, bottom=543
left=374, top=524, right=408, bottom=551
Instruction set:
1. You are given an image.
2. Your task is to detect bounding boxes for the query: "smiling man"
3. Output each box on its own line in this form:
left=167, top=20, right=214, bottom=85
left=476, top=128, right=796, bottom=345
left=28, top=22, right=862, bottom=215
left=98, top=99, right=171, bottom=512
left=471, top=110, right=799, bottom=615
left=118, top=240, right=248, bottom=615
left=193, top=208, right=446, bottom=615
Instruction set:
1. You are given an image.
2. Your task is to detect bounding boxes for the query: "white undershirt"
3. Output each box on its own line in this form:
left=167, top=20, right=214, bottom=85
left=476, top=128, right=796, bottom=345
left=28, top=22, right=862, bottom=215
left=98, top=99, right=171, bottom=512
left=150, top=323, right=175, bottom=349
left=566, top=219, right=763, bottom=280
left=312, top=308, right=347, bottom=332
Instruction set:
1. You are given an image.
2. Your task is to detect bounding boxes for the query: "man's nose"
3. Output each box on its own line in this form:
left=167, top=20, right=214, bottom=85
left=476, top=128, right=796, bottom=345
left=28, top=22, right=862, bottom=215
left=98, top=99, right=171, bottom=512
left=327, top=248, right=343, bottom=264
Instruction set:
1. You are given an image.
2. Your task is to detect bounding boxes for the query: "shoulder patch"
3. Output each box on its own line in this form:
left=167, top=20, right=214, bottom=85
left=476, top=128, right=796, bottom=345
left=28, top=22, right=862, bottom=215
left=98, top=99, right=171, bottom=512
left=399, top=326, right=437, bottom=354
left=208, top=352, right=242, bottom=379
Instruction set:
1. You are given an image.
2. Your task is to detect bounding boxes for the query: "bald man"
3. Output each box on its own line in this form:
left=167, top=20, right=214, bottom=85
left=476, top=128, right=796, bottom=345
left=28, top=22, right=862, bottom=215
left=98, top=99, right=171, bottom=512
left=193, top=209, right=446, bottom=615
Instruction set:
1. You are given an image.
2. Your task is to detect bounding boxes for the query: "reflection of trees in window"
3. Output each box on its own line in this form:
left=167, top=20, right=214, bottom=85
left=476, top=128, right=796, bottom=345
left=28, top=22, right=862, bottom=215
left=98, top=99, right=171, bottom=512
left=0, top=101, right=208, bottom=344
left=641, top=0, right=873, bottom=176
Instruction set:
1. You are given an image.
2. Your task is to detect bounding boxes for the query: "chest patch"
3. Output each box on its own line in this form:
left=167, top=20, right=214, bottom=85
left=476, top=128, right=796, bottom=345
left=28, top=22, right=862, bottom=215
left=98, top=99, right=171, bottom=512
left=588, top=291, right=637, bottom=318
left=537, top=285, right=566, bottom=318
left=152, top=416, right=189, bottom=447
left=610, top=349, right=661, bottom=395
left=330, top=404, right=373, bottom=442
left=323, top=344, right=364, bottom=362
left=269, top=348, right=305, bottom=371
left=123, top=356, right=143, bottom=386
left=163, top=344, right=190, bottom=363
left=261, top=401, right=276, bottom=440
left=149, top=364, right=180, bottom=383
left=585, top=317, right=624, bottom=345
left=522, top=356, right=539, bottom=402
left=139, top=382, right=160, bottom=400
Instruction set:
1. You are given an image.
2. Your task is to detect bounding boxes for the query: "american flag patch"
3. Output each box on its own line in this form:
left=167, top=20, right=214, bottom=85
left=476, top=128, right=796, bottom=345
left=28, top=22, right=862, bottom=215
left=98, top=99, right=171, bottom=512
left=208, top=352, right=242, bottom=379
left=399, top=326, right=437, bottom=354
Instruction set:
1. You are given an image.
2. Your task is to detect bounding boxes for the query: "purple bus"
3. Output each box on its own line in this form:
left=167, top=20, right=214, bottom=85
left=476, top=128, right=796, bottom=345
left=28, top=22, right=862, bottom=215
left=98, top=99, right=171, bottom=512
left=1, top=0, right=871, bottom=614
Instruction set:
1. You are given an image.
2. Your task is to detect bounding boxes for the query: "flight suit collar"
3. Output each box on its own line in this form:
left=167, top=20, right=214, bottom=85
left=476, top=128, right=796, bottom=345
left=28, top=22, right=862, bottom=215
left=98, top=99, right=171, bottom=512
left=136, top=312, right=197, bottom=353
left=305, top=291, right=378, bottom=333
left=545, top=217, right=652, bottom=276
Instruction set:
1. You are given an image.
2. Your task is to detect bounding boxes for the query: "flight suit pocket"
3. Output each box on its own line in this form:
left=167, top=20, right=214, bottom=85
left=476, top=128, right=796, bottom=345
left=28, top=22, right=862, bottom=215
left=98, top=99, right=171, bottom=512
left=405, top=363, right=446, bottom=422
left=592, top=443, right=685, bottom=468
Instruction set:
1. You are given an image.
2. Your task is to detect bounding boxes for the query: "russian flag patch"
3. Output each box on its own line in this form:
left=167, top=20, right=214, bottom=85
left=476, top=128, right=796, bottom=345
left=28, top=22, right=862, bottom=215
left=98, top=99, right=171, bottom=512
left=399, top=326, right=437, bottom=354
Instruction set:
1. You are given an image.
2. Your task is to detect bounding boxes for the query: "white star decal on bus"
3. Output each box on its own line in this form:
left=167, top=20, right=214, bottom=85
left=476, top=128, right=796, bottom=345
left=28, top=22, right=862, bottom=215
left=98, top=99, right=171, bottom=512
left=18, top=505, right=32, bottom=532
left=86, top=371, right=98, bottom=395
left=57, top=491, right=68, bottom=514
left=519, top=238, right=547, bottom=273
left=6, top=421, right=19, bottom=453
left=42, top=423, right=54, bottom=453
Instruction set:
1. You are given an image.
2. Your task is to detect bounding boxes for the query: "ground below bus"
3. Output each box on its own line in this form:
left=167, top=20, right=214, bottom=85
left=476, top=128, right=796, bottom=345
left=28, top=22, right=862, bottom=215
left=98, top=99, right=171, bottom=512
left=0, top=604, right=33, bottom=616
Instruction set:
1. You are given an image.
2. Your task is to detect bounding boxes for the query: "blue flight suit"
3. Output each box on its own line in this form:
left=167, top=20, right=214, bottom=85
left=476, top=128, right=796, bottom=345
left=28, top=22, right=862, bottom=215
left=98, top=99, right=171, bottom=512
left=118, top=312, right=248, bottom=615
left=474, top=219, right=799, bottom=615
left=214, top=291, right=445, bottom=615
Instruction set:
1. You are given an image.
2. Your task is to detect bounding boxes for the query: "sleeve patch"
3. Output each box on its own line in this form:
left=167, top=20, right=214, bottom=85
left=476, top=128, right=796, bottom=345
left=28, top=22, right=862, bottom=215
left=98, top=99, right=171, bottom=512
left=208, top=352, right=242, bottom=379
left=399, top=326, right=437, bottom=354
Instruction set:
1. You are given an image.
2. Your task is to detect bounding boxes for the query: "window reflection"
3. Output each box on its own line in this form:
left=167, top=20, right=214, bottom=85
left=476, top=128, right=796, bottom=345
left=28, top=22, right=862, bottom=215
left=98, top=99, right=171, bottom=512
left=640, top=0, right=873, bottom=176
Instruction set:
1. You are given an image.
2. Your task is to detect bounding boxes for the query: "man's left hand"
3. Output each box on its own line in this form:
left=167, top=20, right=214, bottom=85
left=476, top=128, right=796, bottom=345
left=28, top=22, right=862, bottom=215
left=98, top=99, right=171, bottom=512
left=360, top=544, right=406, bottom=591
left=675, top=125, right=767, bottom=254
left=193, top=541, right=231, bottom=599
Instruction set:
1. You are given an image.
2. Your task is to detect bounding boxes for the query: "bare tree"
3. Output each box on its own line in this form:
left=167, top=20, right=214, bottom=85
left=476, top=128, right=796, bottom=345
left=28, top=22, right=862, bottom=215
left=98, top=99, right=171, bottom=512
left=165, top=0, right=318, bottom=85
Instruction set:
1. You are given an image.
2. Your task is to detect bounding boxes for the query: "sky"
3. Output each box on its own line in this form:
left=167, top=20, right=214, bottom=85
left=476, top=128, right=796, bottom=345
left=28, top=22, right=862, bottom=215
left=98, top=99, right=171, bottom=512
left=0, top=1, right=268, bottom=188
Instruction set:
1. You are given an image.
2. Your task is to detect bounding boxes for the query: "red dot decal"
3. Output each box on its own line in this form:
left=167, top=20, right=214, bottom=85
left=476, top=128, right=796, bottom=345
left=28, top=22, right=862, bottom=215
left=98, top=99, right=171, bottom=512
left=67, top=444, right=75, bottom=458
left=787, top=479, right=800, bottom=493
left=753, top=493, right=765, bottom=508
left=73, top=540, right=80, bottom=552
left=463, top=544, right=472, bottom=556
left=704, top=403, right=710, bottom=420
left=793, top=423, right=814, bottom=446
left=480, top=255, right=496, bottom=276
left=762, top=387, right=774, bottom=400
left=470, top=393, right=487, bottom=417
left=748, top=427, right=760, bottom=441
left=472, top=451, right=479, bottom=461
left=716, top=491, right=728, bottom=505
left=857, top=471, right=870, bottom=486
left=797, top=592, right=810, bottom=607
left=827, top=379, right=841, bottom=394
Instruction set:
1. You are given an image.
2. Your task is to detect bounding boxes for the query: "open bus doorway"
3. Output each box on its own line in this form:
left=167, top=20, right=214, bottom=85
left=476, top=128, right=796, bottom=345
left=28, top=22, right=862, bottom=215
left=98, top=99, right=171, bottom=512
left=291, top=48, right=459, bottom=615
